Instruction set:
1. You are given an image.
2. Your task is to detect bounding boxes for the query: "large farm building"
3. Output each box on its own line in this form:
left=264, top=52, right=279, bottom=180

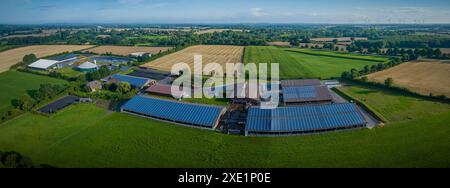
left=114, top=72, right=368, bottom=136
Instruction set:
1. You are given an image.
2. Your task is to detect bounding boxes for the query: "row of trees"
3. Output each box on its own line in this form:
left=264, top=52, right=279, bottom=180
left=1, top=84, right=67, bottom=123
left=341, top=58, right=403, bottom=80
left=13, top=84, right=67, bottom=111
left=0, top=151, right=34, bottom=168
left=85, top=66, right=113, bottom=81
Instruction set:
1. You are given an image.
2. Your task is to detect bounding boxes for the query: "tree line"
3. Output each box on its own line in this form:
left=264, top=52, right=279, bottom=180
left=0, top=150, right=53, bottom=168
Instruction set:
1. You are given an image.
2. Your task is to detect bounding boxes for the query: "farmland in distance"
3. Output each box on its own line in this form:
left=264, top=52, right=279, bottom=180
left=87, top=45, right=173, bottom=56
left=0, top=45, right=94, bottom=73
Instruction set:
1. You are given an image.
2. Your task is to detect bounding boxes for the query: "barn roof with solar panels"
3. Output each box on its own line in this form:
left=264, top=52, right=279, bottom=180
left=245, top=103, right=366, bottom=135
left=121, top=96, right=225, bottom=128
left=281, top=79, right=322, bottom=87
left=282, top=85, right=333, bottom=103
left=110, top=74, right=153, bottom=88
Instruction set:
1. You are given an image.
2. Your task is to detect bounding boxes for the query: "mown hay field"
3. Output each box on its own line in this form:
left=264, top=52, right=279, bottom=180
left=142, top=45, right=244, bottom=73
left=87, top=45, right=173, bottom=56
left=244, top=46, right=386, bottom=79
left=0, top=45, right=94, bottom=73
left=366, top=60, right=450, bottom=97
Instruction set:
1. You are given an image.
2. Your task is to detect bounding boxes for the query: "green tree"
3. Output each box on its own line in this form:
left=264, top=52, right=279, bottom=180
left=22, top=54, right=38, bottom=65
left=384, top=77, right=394, bottom=87
left=360, top=76, right=368, bottom=82
left=433, top=48, right=442, bottom=57
left=117, top=82, right=131, bottom=94
left=2, top=152, right=21, bottom=168
left=17, top=94, right=36, bottom=111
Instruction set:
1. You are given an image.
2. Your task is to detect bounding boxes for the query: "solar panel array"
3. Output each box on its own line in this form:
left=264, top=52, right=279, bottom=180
left=121, top=96, right=224, bottom=127
left=281, top=79, right=321, bottom=87
left=246, top=103, right=366, bottom=133
left=283, top=86, right=317, bottom=99
left=111, top=74, right=150, bottom=88
left=282, top=85, right=333, bottom=103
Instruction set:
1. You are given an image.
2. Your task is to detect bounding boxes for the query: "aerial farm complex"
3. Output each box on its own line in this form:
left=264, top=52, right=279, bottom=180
left=118, top=76, right=368, bottom=136
left=5, top=44, right=374, bottom=137
left=0, top=23, right=449, bottom=168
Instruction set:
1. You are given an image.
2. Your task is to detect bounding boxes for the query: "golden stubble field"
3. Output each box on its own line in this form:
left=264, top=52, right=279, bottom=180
left=367, top=60, right=450, bottom=97
left=142, top=45, right=244, bottom=74
left=0, top=45, right=94, bottom=73
left=87, top=45, right=173, bottom=56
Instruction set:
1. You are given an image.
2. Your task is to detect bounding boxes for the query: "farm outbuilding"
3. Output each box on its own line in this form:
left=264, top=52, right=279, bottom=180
left=279, top=79, right=333, bottom=104
left=28, top=59, right=60, bottom=70
left=129, top=52, right=150, bottom=57
left=86, top=81, right=102, bottom=92
left=127, top=68, right=172, bottom=81
left=110, top=74, right=155, bottom=89
left=281, top=79, right=321, bottom=87
left=146, top=83, right=176, bottom=97
left=282, top=85, right=333, bottom=104
left=77, top=61, right=98, bottom=72
left=245, top=103, right=366, bottom=136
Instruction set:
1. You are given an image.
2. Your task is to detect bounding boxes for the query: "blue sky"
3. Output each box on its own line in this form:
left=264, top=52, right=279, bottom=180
left=1, top=0, right=450, bottom=24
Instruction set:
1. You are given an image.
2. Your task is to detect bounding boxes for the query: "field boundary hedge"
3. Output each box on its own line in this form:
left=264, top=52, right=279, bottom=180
left=286, top=49, right=387, bottom=62
left=332, top=87, right=389, bottom=123
left=346, top=79, right=450, bottom=102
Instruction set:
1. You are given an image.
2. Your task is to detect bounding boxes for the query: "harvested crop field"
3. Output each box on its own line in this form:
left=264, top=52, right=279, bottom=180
left=142, top=45, right=244, bottom=73
left=366, top=60, right=450, bottom=97
left=87, top=45, right=173, bottom=56
left=0, top=45, right=94, bottom=73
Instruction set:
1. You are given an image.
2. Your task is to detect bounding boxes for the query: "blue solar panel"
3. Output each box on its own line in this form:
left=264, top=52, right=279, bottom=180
left=111, top=74, right=150, bottom=88
left=49, top=54, right=79, bottom=61
left=283, top=86, right=317, bottom=100
left=121, top=96, right=224, bottom=127
left=246, top=103, right=366, bottom=133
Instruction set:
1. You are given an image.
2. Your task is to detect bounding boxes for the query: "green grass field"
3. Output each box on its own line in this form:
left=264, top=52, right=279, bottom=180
left=286, top=48, right=388, bottom=62
left=0, top=103, right=448, bottom=168
left=338, top=84, right=450, bottom=122
left=55, top=67, right=83, bottom=78
left=0, top=71, right=68, bottom=113
left=243, top=46, right=387, bottom=79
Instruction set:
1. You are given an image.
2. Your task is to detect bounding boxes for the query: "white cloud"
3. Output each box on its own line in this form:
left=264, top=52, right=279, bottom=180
left=250, top=8, right=268, bottom=17
left=118, top=0, right=144, bottom=5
